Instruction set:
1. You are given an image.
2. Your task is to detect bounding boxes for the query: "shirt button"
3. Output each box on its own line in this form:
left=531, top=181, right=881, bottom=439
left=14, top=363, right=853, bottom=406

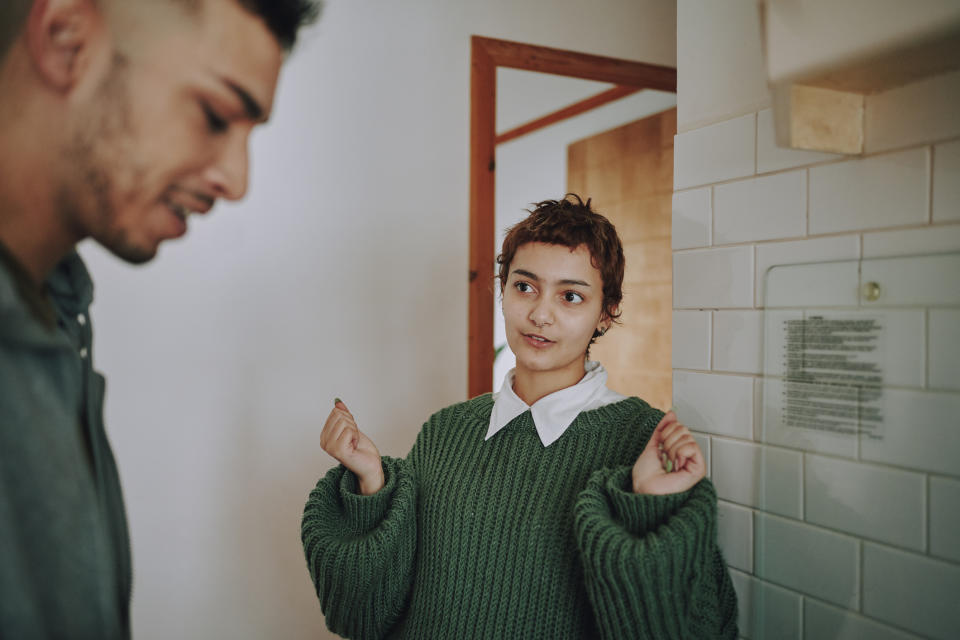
left=77, top=313, right=86, bottom=326
left=79, top=347, right=88, bottom=359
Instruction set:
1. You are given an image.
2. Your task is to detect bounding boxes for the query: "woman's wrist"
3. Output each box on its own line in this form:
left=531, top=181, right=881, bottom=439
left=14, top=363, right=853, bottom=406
left=357, top=465, right=385, bottom=495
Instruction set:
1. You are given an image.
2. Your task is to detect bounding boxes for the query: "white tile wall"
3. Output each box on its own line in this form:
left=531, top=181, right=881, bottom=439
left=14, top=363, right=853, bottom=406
left=713, top=171, right=806, bottom=244
left=929, top=310, right=960, bottom=391
left=674, top=247, right=753, bottom=309
left=713, top=310, right=762, bottom=374
left=673, top=371, right=754, bottom=439
left=860, top=253, right=960, bottom=307
left=863, top=224, right=960, bottom=258
left=860, top=388, right=960, bottom=476
left=674, top=114, right=756, bottom=190
left=764, top=261, right=859, bottom=308
left=755, top=235, right=860, bottom=306
left=809, top=148, right=929, bottom=235
left=754, top=513, right=859, bottom=608
left=864, top=70, right=960, bottom=155
left=933, top=139, right=960, bottom=223
left=863, top=543, right=960, bottom=640
left=756, top=108, right=841, bottom=174
left=804, top=455, right=926, bottom=550
left=818, top=310, right=925, bottom=389
left=672, top=188, right=712, bottom=249
left=930, top=476, right=960, bottom=563
left=672, top=310, right=711, bottom=370
left=717, top=501, right=754, bottom=572
left=761, top=378, right=859, bottom=458
left=731, top=570, right=802, bottom=640
left=712, top=438, right=802, bottom=518
left=761, top=309, right=803, bottom=378
left=804, top=600, right=919, bottom=640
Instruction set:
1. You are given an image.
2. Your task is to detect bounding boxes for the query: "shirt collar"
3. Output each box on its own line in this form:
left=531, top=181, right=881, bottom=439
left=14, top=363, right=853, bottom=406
left=486, top=361, right=625, bottom=447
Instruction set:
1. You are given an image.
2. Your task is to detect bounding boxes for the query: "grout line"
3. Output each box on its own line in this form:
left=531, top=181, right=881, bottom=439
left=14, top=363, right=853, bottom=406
left=754, top=111, right=759, bottom=176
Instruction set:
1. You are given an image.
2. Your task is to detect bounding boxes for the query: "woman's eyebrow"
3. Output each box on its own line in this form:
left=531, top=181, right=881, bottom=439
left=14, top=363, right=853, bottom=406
left=512, top=269, right=591, bottom=287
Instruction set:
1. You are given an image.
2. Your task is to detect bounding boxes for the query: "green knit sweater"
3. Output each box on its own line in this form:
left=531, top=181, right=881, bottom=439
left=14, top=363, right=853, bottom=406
left=301, top=395, right=738, bottom=640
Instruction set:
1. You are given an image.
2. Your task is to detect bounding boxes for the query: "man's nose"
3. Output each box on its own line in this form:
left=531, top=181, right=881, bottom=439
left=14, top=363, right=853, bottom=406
left=203, top=132, right=250, bottom=201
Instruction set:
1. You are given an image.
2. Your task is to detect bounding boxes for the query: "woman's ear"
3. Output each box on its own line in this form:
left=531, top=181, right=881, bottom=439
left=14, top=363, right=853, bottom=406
left=26, top=0, right=103, bottom=92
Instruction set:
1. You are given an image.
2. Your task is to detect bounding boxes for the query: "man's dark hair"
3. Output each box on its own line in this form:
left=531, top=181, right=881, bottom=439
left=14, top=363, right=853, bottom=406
left=236, top=0, right=322, bottom=52
left=0, top=0, right=30, bottom=60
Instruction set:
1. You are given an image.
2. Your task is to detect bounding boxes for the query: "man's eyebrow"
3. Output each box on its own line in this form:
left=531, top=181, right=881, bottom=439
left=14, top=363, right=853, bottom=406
left=512, top=269, right=539, bottom=281
left=223, top=79, right=265, bottom=122
left=559, top=279, right=591, bottom=287
left=512, top=269, right=591, bottom=287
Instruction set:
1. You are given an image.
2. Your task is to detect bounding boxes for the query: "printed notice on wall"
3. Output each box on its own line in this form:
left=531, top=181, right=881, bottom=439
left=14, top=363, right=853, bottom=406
left=774, top=315, right=885, bottom=439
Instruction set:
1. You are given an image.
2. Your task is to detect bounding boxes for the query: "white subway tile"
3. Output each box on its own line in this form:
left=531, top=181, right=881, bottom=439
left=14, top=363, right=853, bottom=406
left=929, top=310, right=960, bottom=391
left=672, top=310, right=711, bottom=370
left=717, top=501, right=753, bottom=572
left=755, top=513, right=859, bottom=608
left=933, top=140, right=960, bottom=223
left=713, top=310, right=762, bottom=374
left=930, top=476, right=960, bottom=563
left=863, top=224, right=960, bottom=258
left=805, top=455, right=926, bottom=550
left=756, top=108, right=842, bottom=174
left=762, top=310, right=804, bottom=378
left=864, top=70, right=960, bottom=155
left=674, top=114, right=756, bottom=190
left=860, top=253, right=960, bottom=307
left=809, top=149, right=929, bottom=234
left=860, top=388, right=960, bottom=476
left=731, top=570, right=802, bottom=640
left=764, top=261, right=860, bottom=308
left=761, top=378, right=859, bottom=458
left=755, top=236, right=860, bottom=306
left=674, top=247, right=754, bottom=309
left=714, top=171, right=806, bottom=244
left=712, top=439, right=802, bottom=519
left=804, top=600, right=919, bottom=640
left=863, top=543, right=960, bottom=640
left=672, top=188, right=712, bottom=249
left=673, top=371, right=753, bottom=439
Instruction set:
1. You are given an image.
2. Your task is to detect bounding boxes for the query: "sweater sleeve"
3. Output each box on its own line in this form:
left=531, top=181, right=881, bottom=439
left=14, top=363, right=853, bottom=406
left=301, top=455, right=417, bottom=640
left=574, top=466, right=739, bottom=640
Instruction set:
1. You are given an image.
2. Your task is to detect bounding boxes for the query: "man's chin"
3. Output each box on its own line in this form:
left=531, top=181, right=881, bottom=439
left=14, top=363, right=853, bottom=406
left=105, top=241, right=159, bottom=265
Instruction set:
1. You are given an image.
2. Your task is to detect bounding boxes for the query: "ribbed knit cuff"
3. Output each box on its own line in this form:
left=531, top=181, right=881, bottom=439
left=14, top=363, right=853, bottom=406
left=603, top=466, right=692, bottom=535
left=338, top=456, right=401, bottom=534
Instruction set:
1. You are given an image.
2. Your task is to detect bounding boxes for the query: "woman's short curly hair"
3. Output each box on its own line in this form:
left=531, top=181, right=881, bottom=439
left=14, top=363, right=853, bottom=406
left=496, top=194, right=625, bottom=332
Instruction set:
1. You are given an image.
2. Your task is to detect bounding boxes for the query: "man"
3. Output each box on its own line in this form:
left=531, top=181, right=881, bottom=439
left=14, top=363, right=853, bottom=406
left=0, top=0, right=319, bottom=637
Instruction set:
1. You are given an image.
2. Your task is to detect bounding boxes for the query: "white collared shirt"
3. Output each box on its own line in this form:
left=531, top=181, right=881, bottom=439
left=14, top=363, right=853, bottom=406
left=486, top=361, right=627, bottom=447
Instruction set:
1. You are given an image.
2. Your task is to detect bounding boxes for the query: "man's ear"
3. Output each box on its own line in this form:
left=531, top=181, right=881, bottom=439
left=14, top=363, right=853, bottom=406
left=26, top=0, right=103, bottom=91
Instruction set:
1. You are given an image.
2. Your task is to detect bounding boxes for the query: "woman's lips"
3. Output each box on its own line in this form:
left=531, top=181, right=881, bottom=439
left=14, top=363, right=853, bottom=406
left=522, top=333, right=554, bottom=349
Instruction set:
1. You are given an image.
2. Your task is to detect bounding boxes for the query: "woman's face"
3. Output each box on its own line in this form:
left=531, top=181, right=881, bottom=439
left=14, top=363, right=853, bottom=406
left=502, top=242, right=609, bottom=383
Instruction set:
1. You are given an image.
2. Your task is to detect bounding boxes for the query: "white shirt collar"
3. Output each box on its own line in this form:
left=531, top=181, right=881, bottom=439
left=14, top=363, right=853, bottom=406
left=486, top=361, right=627, bottom=447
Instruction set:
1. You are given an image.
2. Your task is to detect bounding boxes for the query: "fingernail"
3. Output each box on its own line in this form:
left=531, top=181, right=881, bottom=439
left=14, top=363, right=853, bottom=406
left=334, top=397, right=343, bottom=405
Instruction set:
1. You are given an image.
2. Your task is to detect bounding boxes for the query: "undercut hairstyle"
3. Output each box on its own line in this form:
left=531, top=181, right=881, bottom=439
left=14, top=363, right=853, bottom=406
left=235, top=0, right=321, bottom=51
left=497, top=194, right=626, bottom=338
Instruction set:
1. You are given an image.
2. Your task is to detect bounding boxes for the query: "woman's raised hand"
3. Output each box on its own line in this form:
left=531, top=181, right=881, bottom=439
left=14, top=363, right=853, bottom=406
left=631, top=410, right=706, bottom=495
left=320, top=399, right=385, bottom=495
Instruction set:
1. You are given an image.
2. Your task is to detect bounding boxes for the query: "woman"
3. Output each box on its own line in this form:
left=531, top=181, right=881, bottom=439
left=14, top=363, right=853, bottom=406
left=301, top=195, right=738, bottom=639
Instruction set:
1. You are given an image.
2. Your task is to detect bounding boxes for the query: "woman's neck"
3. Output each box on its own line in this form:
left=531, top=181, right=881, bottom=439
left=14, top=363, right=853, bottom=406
left=512, top=360, right=587, bottom=406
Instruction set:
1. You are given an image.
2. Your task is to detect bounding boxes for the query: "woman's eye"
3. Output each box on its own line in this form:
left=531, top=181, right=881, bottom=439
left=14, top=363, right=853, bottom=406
left=202, top=104, right=228, bottom=134
left=563, top=291, right=584, bottom=304
left=514, top=281, right=534, bottom=293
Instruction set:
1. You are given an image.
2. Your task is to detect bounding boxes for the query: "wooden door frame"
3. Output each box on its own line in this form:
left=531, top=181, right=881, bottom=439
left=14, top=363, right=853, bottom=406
left=468, top=36, right=677, bottom=397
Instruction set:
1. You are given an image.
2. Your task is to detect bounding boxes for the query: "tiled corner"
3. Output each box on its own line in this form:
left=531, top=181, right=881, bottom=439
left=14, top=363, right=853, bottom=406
left=730, top=570, right=802, bottom=640
left=713, top=310, right=762, bottom=374
left=717, top=501, right=754, bottom=572
left=929, top=309, right=960, bottom=391
left=672, top=310, right=711, bottom=370
left=672, top=371, right=753, bottom=439
left=809, top=148, right=929, bottom=235
left=674, top=113, right=756, bottom=190
left=863, top=543, right=960, bottom=640
left=933, top=139, right=960, bottom=223
left=930, top=476, right=960, bottom=563
left=756, top=108, right=842, bottom=174
left=713, top=171, right=806, bottom=244
left=804, top=455, right=926, bottom=550
left=712, top=439, right=802, bottom=519
left=754, top=513, right=859, bottom=608
left=863, top=224, right=960, bottom=258
left=674, top=246, right=754, bottom=309
left=754, top=235, right=860, bottom=306
left=672, top=187, right=712, bottom=249
left=864, top=69, right=960, bottom=155
left=804, top=599, right=919, bottom=640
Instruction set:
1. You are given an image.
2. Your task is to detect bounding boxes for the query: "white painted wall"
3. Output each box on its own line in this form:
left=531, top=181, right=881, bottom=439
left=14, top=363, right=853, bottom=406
left=78, top=0, right=676, bottom=637
left=675, top=2, right=960, bottom=638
